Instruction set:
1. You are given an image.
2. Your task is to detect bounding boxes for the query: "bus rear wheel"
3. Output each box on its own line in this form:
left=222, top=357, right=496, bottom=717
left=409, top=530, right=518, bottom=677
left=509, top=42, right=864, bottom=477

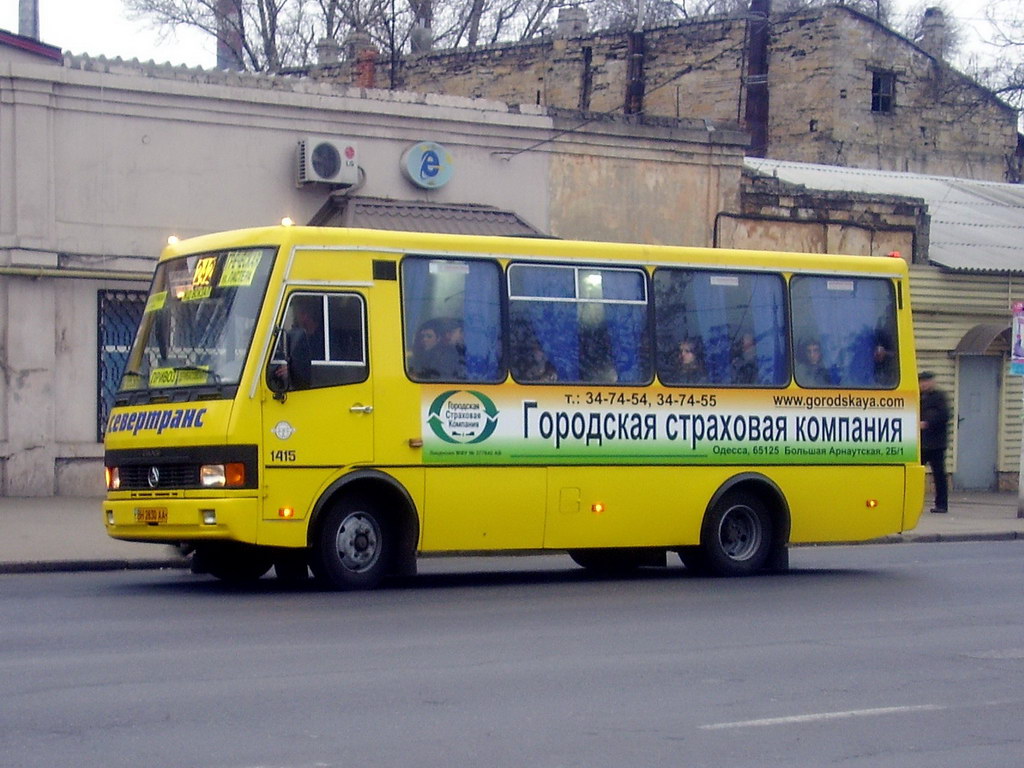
left=693, top=490, right=773, bottom=576
left=312, top=497, right=392, bottom=590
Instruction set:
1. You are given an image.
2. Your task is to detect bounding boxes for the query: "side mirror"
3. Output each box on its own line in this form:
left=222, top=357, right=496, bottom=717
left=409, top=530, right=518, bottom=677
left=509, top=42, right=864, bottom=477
left=266, top=327, right=290, bottom=401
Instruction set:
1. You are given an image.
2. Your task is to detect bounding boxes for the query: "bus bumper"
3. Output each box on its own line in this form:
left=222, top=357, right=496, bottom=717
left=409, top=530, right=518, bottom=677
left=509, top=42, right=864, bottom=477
left=103, top=495, right=260, bottom=546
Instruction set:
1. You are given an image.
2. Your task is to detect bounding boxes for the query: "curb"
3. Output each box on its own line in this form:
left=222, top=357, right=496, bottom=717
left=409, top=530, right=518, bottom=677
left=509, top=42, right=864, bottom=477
left=880, top=531, right=1024, bottom=544
left=0, top=558, right=187, bottom=575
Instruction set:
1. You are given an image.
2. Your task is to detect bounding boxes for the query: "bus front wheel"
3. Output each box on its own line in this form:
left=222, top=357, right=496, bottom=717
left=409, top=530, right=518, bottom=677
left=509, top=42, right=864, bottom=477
left=691, top=490, right=773, bottom=576
left=312, top=497, right=392, bottom=590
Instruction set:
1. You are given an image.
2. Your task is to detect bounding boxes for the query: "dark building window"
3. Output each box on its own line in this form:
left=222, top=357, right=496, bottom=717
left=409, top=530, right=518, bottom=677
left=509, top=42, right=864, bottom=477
left=871, top=71, right=895, bottom=113
left=579, top=46, right=593, bottom=112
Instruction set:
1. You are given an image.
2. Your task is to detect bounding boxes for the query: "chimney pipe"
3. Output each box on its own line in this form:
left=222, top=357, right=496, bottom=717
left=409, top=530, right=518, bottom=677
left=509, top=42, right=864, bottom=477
left=344, top=33, right=377, bottom=88
left=556, top=7, right=589, bottom=38
left=19, top=0, right=39, bottom=39
left=744, top=0, right=771, bottom=157
left=317, top=37, right=341, bottom=66
left=216, top=0, right=245, bottom=71
left=919, top=7, right=947, bottom=60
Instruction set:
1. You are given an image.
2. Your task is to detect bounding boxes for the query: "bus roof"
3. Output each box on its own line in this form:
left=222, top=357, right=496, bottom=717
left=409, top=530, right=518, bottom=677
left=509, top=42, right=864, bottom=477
left=159, top=225, right=909, bottom=277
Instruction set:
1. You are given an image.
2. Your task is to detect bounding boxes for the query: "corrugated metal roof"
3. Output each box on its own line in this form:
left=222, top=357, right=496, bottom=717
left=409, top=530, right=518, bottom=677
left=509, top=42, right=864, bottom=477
left=745, top=158, right=1024, bottom=274
left=311, top=195, right=545, bottom=238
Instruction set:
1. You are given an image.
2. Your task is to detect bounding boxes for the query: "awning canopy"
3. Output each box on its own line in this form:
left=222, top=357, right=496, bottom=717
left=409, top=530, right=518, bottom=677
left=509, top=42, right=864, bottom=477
left=954, top=323, right=1011, bottom=355
left=308, top=194, right=545, bottom=237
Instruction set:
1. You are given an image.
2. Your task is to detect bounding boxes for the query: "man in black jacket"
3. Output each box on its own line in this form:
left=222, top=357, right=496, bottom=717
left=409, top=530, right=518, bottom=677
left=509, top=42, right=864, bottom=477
left=919, top=371, right=950, bottom=513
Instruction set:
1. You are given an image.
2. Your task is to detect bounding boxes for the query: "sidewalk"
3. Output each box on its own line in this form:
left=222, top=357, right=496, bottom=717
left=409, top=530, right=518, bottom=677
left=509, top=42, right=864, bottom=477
left=0, top=492, right=1022, bottom=574
left=0, top=497, right=187, bottom=574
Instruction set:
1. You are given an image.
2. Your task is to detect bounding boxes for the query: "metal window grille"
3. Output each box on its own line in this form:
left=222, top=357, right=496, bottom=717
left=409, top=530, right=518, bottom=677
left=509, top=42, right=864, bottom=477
left=97, top=289, right=147, bottom=441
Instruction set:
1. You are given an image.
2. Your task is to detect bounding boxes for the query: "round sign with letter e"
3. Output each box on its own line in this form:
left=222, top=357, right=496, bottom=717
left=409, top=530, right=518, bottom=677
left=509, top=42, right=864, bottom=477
left=401, top=142, right=454, bottom=189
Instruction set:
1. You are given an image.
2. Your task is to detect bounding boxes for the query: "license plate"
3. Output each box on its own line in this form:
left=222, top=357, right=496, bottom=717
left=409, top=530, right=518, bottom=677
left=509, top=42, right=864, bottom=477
left=134, top=506, right=168, bottom=523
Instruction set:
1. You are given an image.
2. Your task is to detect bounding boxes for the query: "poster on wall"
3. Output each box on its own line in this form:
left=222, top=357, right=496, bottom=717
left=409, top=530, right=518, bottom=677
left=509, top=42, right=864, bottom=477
left=1012, top=302, right=1024, bottom=376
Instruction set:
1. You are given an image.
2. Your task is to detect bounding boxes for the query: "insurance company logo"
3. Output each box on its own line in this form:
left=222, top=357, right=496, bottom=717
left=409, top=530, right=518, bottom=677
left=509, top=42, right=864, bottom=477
left=427, top=390, right=499, bottom=444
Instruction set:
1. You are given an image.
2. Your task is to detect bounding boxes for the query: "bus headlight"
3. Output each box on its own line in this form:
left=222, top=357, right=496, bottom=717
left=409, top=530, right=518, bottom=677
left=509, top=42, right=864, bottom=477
left=199, top=462, right=246, bottom=488
left=105, top=467, right=121, bottom=491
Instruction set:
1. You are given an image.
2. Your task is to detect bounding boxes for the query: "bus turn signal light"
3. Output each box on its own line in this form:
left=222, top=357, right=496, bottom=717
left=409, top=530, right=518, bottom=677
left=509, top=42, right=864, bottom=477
left=866, top=499, right=879, bottom=508
left=199, top=462, right=246, bottom=488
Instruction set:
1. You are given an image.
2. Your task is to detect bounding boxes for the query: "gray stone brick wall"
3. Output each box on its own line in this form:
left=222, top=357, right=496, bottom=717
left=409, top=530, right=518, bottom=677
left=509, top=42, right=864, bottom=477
left=389, top=7, right=1017, bottom=182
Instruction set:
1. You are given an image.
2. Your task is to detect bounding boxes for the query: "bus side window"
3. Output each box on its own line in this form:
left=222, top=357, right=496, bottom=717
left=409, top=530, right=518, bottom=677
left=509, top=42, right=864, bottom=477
left=790, top=276, right=898, bottom=389
left=401, top=257, right=503, bottom=383
left=653, top=268, right=788, bottom=387
left=509, top=263, right=650, bottom=385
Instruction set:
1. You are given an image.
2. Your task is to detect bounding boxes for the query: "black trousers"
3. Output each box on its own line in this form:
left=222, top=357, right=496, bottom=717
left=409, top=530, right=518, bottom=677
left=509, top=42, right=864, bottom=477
left=921, top=447, right=948, bottom=511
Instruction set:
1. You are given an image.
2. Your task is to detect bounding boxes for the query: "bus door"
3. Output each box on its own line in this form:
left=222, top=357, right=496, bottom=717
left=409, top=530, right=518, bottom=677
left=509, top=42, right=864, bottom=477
left=263, top=290, right=374, bottom=489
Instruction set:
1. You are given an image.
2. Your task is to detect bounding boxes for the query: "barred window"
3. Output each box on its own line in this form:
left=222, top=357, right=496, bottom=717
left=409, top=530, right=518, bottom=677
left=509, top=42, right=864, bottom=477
left=97, top=289, right=147, bottom=440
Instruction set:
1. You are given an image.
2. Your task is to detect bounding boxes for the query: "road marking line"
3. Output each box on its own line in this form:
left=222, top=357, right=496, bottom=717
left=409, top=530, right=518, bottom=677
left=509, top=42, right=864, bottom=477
left=700, top=704, right=946, bottom=730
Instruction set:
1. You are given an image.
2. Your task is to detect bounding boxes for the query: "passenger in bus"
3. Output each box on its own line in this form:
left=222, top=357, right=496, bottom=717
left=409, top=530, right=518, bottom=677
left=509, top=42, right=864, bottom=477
left=731, top=332, right=757, bottom=384
left=583, top=333, right=619, bottom=383
left=796, top=337, right=830, bottom=387
left=873, top=332, right=897, bottom=386
left=675, top=338, right=706, bottom=384
left=277, top=295, right=324, bottom=389
left=434, top=318, right=467, bottom=380
left=410, top=319, right=445, bottom=379
left=519, top=341, right=558, bottom=382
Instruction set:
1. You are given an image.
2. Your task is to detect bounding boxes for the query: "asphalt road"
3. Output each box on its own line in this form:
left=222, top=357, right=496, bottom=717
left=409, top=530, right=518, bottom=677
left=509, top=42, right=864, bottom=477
left=2, top=542, right=1023, bottom=768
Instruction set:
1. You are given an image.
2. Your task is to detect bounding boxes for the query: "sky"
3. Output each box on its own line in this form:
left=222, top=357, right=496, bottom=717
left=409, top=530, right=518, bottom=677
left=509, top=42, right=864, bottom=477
left=1, top=0, right=215, bottom=67
left=0, top=0, right=1009, bottom=71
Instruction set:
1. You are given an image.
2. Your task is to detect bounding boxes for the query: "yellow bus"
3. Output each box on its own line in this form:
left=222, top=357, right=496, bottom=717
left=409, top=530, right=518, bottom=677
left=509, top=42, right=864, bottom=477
left=103, top=226, right=925, bottom=587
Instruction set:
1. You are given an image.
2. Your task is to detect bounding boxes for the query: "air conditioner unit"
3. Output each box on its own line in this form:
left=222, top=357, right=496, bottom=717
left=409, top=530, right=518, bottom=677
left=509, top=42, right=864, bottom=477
left=297, top=138, right=359, bottom=186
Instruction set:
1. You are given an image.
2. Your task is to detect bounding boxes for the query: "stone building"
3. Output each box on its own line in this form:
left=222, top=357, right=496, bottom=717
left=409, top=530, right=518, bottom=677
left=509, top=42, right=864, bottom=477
left=378, top=3, right=1018, bottom=182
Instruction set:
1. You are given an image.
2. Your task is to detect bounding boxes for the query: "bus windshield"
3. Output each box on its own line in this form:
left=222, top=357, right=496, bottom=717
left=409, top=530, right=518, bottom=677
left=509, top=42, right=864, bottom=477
left=118, top=247, right=275, bottom=400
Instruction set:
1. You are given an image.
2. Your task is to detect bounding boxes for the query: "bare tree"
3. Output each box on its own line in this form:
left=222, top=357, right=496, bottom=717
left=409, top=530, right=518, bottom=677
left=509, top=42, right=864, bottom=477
left=126, top=0, right=408, bottom=70
left=430, top=0, right=565, bottom=48
left=127, top=0, right=780, bottom=68
left=982, top=0, right=1024, bottom=111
